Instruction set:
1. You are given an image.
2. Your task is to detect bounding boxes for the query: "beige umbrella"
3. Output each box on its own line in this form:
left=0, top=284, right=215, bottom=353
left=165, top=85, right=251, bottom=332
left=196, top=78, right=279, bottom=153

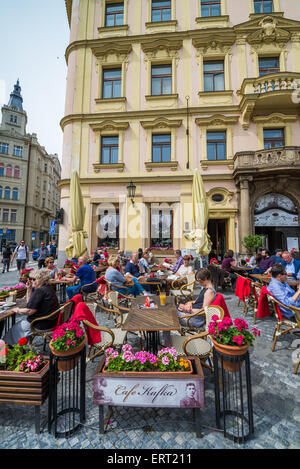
left=65, top=170, right=88, bottom=259
left=188, top=169, right=212, bottom=255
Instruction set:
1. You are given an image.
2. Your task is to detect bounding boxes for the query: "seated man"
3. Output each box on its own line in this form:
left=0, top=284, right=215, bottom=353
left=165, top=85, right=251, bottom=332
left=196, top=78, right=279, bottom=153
left=66, top=256, right=98, bottom=300
left=177, top=268, right=216, bottom=329
left=125, top=252, right=156, bottom=293
left=253, top=249, right=275, bottom=274
left=267, top=263, right=300, bottom=320
left=280, top=251, right=300, bottom=279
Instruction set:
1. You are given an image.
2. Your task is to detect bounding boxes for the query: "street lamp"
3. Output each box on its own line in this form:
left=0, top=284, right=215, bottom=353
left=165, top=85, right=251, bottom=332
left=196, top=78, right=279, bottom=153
left=127, top=180, right=136, bottom=206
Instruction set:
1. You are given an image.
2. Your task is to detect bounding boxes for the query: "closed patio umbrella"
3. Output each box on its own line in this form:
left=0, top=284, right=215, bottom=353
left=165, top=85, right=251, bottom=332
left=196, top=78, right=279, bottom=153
left=65, top=170, right=88, bottom=259
left=188, top=169, right=212, bottom=256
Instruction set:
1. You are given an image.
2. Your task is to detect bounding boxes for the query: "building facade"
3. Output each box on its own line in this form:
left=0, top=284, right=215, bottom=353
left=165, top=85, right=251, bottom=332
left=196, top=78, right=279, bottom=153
left=60, top=0, right=300, bottom=260
left=0, top=81, right=62, bottom=249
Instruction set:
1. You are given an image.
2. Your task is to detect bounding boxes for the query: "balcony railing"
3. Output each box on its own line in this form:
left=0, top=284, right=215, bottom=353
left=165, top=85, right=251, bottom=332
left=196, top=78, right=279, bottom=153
left=239, top=72, right=300, bottom=96
left=234, top=146, right=300, bottom=173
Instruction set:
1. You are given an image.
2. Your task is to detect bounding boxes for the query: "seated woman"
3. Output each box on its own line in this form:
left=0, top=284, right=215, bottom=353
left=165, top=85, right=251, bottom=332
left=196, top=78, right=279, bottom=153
left=105, top=255, right=148, bottom=297
left=3, top=269, right=59, bottom=346
left=44, top=256, right=58, bottom=279
left=175, top=255, right=194, bottom=277
left=177, top=268, right=216, bottom=329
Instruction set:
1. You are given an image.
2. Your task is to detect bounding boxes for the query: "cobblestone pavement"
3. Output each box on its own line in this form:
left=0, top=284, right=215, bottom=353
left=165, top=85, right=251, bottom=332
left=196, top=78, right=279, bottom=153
left=0, top=289, right=299, bottom=450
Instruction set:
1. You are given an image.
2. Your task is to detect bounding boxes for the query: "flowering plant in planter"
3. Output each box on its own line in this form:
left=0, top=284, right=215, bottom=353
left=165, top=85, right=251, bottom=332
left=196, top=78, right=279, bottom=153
left=51, top=320, right=85, bottom=352
left=0, top=337, right=46, bottom=372
left=164, top=258, right=173, bottom=264
left=21, top=268, right=33, bottom=280
left=208, top=316, right=260, bottom=347
left=104, top=345, right=191, bottom=373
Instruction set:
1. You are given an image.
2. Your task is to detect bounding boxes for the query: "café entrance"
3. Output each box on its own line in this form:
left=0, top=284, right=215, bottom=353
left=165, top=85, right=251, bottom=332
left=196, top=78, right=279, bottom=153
left=208, top=219, right=227, bottom=262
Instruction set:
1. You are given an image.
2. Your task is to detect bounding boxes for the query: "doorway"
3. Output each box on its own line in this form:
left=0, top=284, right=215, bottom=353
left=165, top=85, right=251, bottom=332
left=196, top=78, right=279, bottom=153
left=208, top=219, right=227, bottom=262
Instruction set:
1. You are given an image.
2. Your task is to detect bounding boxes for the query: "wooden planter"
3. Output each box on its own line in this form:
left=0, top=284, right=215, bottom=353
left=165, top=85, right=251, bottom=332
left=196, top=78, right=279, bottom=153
left=94, top=356, right=205, bottom=435
left=0, top=361, right=50, bottom=433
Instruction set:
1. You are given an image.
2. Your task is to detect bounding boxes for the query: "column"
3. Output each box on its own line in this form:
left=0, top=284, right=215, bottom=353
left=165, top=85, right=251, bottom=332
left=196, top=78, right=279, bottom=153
left=239, top=176, right=253, bottom=254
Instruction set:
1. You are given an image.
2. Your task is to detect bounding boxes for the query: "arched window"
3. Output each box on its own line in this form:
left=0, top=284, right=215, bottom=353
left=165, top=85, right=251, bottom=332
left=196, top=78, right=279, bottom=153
left=0, top=163, right=4, bottom=176
left=14, top=166, right=20, bottom=178
left=0, top=186, right=2, bottom=198
left=6, top=165, right=12, bottom=177
left=12, top=187, right=18, bottom=200
left=4, top=187, right=11, bottom=199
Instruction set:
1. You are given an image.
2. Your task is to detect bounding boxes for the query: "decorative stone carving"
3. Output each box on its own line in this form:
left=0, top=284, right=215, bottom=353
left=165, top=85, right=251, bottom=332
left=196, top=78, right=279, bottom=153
left=247, top=16, right=290, bottom=45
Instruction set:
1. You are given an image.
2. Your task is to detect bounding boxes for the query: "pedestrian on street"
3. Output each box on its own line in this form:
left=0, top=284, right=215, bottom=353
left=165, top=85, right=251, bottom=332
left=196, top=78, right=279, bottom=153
left=2, top=243, right=12, bottom=273
left=50, top=241, right=57, bottom=259
left=10, top=240, right=30, bottom=276
left=37, top=242, right=49, bottom=269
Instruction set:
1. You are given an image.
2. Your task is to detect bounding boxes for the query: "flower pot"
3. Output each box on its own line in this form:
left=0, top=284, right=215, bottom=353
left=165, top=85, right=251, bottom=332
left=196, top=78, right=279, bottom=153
left=49, top=337, right=86, bottom=372
left=211, top=338, right=249, bottom=372
left=102, top=359, right=193, bottom=374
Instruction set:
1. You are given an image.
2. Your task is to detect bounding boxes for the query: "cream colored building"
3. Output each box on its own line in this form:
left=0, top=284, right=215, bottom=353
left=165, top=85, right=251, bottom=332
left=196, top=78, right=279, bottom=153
left=0, top=80, right=61, bottom=249
left=59, top=0, right=300, bottom=260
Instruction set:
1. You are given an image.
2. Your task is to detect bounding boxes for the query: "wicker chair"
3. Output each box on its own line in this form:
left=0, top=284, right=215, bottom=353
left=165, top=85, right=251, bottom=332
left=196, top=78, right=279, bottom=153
left=170, top=305, right=224, bottom=371
left=266, top=293, right=300, bottom=374
left=170, top=273, right=196, bottom=305
left=82, top=317, right=127, bottom=362
left=29, top=301, right=74, bottom=350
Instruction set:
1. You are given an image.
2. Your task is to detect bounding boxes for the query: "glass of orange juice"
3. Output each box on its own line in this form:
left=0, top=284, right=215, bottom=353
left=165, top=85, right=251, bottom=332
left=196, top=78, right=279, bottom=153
left=160, top=293, right=166, bottom=306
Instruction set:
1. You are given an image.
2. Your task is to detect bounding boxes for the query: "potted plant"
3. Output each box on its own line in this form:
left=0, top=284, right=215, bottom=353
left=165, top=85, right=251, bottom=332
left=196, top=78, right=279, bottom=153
left=242, top=234, right=263, bottom=255
left=103, top=345, right=192, bottom=374
left=0, top=338, right=50, bottom=434
left=208, top=316, right=260, bottom=372
left=49, top=319, right=86, bottom=371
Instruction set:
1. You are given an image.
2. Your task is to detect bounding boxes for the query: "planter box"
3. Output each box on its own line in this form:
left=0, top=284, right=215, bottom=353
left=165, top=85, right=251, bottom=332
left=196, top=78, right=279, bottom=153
left=0, top=361, right=50, bottom=433
left=94, top=356, right=204, bottom=409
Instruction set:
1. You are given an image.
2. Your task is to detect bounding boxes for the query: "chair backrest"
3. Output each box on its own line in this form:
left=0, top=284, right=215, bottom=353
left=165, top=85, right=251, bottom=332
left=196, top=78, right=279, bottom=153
left=186, top=273, right=195, bottom=286
left=266, top=293, right=284, bottom=322
left=60, top=301, right=74, bottom=323
left=85, top=302, right=97, bottom=318
left=204, top=305, right=224, bottom=332
left=108, top=290, right=118, bottom=306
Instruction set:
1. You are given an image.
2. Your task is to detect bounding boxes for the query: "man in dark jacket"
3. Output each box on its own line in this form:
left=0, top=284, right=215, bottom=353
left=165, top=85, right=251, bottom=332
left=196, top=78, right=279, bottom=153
left=2, top=243, right=12, bottom=273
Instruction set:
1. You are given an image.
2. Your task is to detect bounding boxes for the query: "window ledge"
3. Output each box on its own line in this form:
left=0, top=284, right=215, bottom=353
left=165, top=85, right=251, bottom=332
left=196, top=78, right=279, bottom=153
left=195, top=15, right=229, bottom=25
left=201, top=159, right=234, bottom=170
left=95, top=97, right=127, bottom=104
left=198, top=90, right=233, bottom=97
left=93, top=163, right=124, bottom=173
left=145, top=94, right=178, bottom=101
left=145, top=20, right=178, bottom=28
left=145, top=161, right=178, bottom=171
left=98, top=25, right=129, bottom=33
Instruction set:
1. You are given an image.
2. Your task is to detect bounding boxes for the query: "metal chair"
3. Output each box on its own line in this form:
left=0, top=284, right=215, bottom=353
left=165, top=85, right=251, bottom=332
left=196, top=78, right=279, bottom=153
left=266, top=293, right=300, bottom=374
left=82, top=319, right=127, bottom=362
left=170, top=305, right=224, bottom=371
left=29, top=301, right=74, bottom=350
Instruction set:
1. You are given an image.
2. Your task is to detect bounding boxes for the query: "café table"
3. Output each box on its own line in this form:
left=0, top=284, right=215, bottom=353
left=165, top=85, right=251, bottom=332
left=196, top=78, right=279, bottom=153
left=138, top=273, right=187, bottom=296
left=50, top=278, right=75, bottom=304
left=122, top=295, right=181, bottom=355
left=249, top=273, right=300, bottom=290
left=0, top=297, right=27, bottom=339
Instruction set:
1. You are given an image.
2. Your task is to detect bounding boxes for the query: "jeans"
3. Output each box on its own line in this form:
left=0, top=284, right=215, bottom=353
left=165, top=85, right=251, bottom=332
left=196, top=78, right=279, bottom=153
left=66, top=284, right=81, bottom=300
left=2, top=259, right=10, bottom=272
left=114, top=278, right=145, bottom=297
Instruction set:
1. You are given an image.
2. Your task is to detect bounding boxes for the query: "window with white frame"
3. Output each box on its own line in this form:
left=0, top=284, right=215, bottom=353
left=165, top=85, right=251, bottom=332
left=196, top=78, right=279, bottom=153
left=13, top=145, right=23, bottom=157
left=0, top=143, right=9, bottom=154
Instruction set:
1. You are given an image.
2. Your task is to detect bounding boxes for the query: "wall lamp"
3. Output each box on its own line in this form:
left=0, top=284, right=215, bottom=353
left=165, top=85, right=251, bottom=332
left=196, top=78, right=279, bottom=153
left=127, top=180, right=136, bottom=206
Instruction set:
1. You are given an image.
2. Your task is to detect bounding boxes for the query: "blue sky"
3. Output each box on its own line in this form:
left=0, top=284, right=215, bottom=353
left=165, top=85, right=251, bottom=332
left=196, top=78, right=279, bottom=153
left=0, top=0, right=70, bottom=158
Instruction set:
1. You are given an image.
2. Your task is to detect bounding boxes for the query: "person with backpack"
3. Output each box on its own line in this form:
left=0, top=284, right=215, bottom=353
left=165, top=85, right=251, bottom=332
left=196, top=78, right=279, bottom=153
left=10, top=240, right=29, bottom=276
left=2, top=243, right=12, bottom=273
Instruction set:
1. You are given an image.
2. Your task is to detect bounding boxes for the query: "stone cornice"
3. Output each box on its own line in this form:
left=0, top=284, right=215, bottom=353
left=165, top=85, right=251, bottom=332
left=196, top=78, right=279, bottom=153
left=252, top=113, right=298, bottom=124
left=140, top=37, right=183, bottom=55
left=60, top=106, right=240, bottom=130
left=91, top=42, right=132, bottom=60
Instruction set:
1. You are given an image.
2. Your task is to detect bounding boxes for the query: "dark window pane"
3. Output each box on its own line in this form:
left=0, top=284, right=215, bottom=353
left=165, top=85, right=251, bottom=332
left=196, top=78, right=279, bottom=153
left=207, top=131, right=226, bottom=141
left=152, top=10, right=161, bottom=21
left=162, top=145, right=171, bottom=162
left=264, top=129, right=284, bottom=139
left=152, top=134, right=171, bottom=143
left=115, top=13, right=123, bottom=25
left=113, top=80, right=121, bottom=97
left=214, top=73, right=225, bottom=91
left=211, top=4, right=221, bottom=15
left=111, top=147, right=119, bottom=163
left=152, top=146, right=161, bottom=162
left=217, top=143, right=226, bottom=159
left=204, top=62, right=223, bottom=72
left=101, top=147, right=110, bottom=164
left=204, top=75, right=213, bottom=92
left=151, top=78, right=161, bottom=95
left=162, top=77, right=172, bottom=94
left=105, top=15, right=115, bottom=27
left=162, top=9, right=171, bottom=21
left=102, top=136, right=119, bottom=145
left=103, top=81, right=112, bottom=98
left=106, top=4, right=124, bottom=12
left=104, top=69, right=121, bottom=79
left=152, top=65, right=172, bottom=76
left=207, top=143, right=216, bottom=160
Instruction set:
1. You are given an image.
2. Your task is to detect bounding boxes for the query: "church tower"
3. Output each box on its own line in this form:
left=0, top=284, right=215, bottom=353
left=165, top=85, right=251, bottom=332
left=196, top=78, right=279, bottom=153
left=1, top=79, right=27, bottom=135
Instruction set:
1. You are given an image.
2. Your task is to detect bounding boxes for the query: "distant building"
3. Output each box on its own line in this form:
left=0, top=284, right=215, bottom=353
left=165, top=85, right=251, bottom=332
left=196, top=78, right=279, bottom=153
left=0, top=80, right=61, bottom=249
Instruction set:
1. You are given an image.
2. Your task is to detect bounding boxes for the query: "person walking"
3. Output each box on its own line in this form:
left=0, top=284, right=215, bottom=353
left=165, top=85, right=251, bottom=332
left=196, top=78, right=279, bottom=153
left=37, top=242, right=50, bottom=269
left=10, top=240, right=30, bottom=276
left=2, top=243, right=12, bottom=273
left=49, top=241, right=57, bottom=259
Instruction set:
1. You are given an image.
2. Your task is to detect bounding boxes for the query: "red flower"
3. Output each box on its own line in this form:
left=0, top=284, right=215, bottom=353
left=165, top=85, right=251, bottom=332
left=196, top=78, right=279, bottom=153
left=18, top=337, right=28, bottom=346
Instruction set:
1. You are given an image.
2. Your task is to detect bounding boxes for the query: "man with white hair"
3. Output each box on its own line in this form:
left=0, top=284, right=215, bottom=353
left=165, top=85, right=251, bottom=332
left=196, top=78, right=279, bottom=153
left=66, top=256, right=97, bottom=299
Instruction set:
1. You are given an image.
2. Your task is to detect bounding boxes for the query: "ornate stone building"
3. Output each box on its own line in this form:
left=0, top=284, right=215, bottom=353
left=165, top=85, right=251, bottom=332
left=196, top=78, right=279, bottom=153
left=0, top=81, right=61, bottom=248
left=59, top=0, right=300, bottom=259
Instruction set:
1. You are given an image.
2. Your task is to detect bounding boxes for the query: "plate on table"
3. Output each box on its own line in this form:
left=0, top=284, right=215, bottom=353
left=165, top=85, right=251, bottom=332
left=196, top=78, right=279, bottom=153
left=5, top=302, right=16, bottom=307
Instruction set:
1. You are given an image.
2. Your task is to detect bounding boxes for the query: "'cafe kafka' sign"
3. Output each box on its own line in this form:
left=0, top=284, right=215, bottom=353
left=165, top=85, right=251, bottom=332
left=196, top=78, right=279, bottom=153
left=93, top=376, right=205, bottom=408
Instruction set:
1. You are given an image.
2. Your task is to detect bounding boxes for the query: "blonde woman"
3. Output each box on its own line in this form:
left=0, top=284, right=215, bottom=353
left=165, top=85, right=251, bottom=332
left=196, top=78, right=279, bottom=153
left=4, top=269, right=59, bottom=345
left=44, top=256, right=58, bottom=279
left=105, top=255, right=147, bottom=297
